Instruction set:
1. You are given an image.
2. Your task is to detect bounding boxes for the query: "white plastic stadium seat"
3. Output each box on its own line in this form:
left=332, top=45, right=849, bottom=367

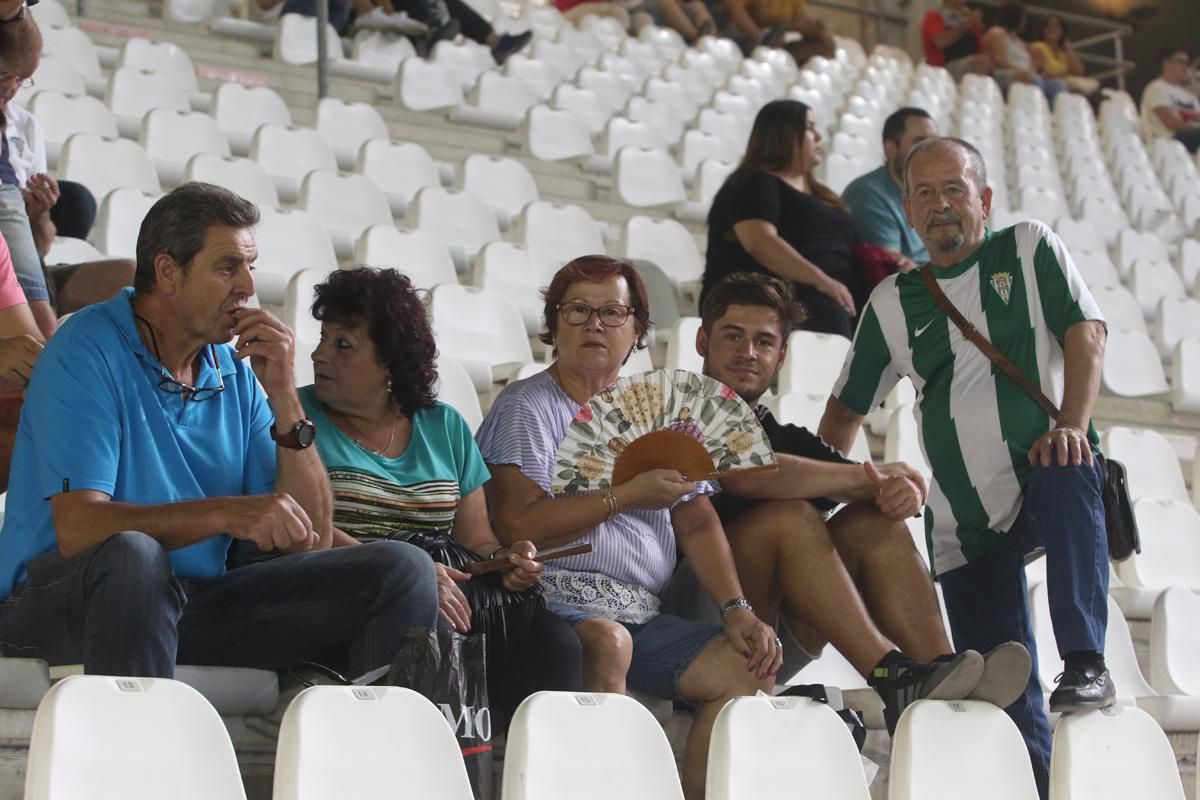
left=395, top=58, right=464, bottom=112
left=274, top=13, right=344, bottom=65
left=1048, top=705, right=1184, bottom=800
left=436, top=357, right=484, bottom=433
left=503, top=692, right=684, bottom=800
left=46, top=237, right=104, bottom=265
left=104, top=66, right=191, bottom=139
left=298, top=170, right=391, bottom=258
left=355, top=226, right=458, bottom=290
left=462, top=154, right=540, bottom=227
left=770, top=392, right=871, bottom=463
left=92, top=189, right=159, bottom=260
left=355, top=139, right=441, bottom=218
left=1171, top=337, right=1200, bottom=414
left=274, top=685, right=472, bottom=800
left=664, top=317, right=702, bottom=373
left=139, top=108, right=231, bottom=187
left=432, top=39, right=495, bottom=91
left=27, top=91, right=117, bottom=169
left=514, top=201, right=605, bottom=266
left=523, top=104, right=595, bottom=162
left=430, top=284, right=532, bottom=390
left=25, top=53, right=86, bottom=100
left=1089, top=286, right=1145, bottom=334
left=1128, top=260, right=1184, bottom=318
left=410, top=186, right=502, bottom=271
left=58, top=133, right=161, bottom=202
left=1150, top=586, right=1200, bottom=697
left=472, top=241, right=554, bottom=334
left=551, top=85, right=610, bottom=135
left=1153, top=297, right=1200, bottom=358
left=183, top=153, right=281, bottom=210
left=1099, top=427, right=1188, bottom=503
left=210, top=82, right=292, bottom=157
left=40, top=26, right=104, bottom=85
left=706, top=695, right=869, bottom=800
left=890, top=700, right=1037, bottom=799
left=1100, top=329, right=1168, bottom=397
left=117, top=39, right=199, bottom=93
left=619, top=216, right=702, bottom=292
left=25, top=675, right=246, bottom=800
left=778, top=330, right=851, bottom=397
left=353, top=225, right=454, bottom=288
left=280, top=267, right=332, bottom=356
left=250, top=124, right=338, bottom=204
left=252, top=208, right=338, bottom=305
left=315, top=97, right=390, bottom=170
left=613, top=147, right=687, bottom=208
left=1115, top=500, right=1200, bottom=593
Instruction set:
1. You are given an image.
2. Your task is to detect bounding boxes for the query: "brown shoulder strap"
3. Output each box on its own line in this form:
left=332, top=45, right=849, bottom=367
left=920, top=267, right=1061, bottom=421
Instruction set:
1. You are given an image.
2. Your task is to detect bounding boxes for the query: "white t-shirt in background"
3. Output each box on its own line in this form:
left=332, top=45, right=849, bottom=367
left=1141, top=78, right=1200, bottom=141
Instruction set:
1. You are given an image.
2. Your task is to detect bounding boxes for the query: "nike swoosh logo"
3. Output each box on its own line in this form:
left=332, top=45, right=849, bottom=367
left=914, top=320, right=934, bottom=337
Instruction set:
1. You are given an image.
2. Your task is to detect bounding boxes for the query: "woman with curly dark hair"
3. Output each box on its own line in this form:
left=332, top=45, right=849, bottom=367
left=300, top=266, right=582, bottom=725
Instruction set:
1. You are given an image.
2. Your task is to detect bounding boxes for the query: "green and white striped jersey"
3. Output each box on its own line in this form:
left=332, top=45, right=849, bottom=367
left=832, top=222, right=1105, bottom=575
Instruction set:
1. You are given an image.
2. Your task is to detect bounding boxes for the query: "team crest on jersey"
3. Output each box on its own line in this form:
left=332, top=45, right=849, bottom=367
left=990, top=272, right=1012, bottom=304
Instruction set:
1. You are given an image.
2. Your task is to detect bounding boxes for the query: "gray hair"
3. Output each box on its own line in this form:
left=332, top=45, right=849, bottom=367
left=134, top=182, right=260, bottom=295
left=902, top=136, right=988, bottom=196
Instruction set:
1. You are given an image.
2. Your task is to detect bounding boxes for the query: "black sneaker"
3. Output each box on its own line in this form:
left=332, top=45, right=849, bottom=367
left=492, top=30, right=532, bottom=65
left=868, top=650, right=984, bottom=735
left=1049, top=657, right=1116, bottom=713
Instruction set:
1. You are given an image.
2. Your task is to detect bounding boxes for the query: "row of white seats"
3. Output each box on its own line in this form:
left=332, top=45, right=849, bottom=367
left=24, top=674, right=1186, bottom=800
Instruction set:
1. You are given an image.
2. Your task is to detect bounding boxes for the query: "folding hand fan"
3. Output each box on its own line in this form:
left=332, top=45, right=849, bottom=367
left=551, top=369, right=777, bottom=495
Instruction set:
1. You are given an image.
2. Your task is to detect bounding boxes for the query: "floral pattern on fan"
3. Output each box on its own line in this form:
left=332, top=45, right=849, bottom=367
left=551, top=369, right=777, bottom=495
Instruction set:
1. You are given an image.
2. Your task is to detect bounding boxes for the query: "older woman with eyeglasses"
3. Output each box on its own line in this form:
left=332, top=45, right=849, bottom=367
left=475, top=255, right=781, bottom=800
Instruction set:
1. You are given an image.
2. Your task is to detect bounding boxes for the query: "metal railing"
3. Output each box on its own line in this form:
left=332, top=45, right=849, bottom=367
left=970, top=0, right=1136, bottom=91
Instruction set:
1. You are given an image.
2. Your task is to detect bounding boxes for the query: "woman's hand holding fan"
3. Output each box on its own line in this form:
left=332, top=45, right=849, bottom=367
left=551, top=370, right=778, bottom=496
left=612, top=468, right=696, bottom=510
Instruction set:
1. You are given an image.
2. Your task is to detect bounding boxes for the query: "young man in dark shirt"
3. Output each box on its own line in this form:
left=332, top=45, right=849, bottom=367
left=665, top=271, right=1030, bottom=730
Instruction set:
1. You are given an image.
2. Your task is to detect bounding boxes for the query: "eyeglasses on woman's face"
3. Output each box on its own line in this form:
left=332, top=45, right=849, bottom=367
left=557, top=302, right=635, bottom=327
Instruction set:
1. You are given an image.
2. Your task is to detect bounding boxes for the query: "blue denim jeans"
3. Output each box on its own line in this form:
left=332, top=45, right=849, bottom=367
left=0, top=184, right=48, bottom=302
left=0, top=533, right=439, bottom=678
left=939, top=460, right=1108, bottom=800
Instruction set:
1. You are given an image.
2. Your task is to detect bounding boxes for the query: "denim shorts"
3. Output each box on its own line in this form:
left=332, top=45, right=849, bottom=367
left=548, top=603, right=723, bottom=701
left=0, top=185, right=49, bottom=302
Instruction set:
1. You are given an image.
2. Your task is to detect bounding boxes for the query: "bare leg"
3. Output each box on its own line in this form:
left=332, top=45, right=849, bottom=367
left=827, top=500, right=952, bottom=662
left=28, top=299, right=56, bottom=338
left=655, top=0, right=700, bottom=43
left=575, top=618, right=632, bottom=693
left=54, top=259, right=135, bottom=315
left=676, top=637, right=772, bottom=800
left=724, top=498, right=892, bottom=675
left=561, top=2, right=631, bottom=28
left=683, top=1, right=715, bottom=36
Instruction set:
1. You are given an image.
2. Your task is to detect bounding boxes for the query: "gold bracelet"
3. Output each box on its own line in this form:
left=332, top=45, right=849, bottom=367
left=601, top=489, right=619, bottom=521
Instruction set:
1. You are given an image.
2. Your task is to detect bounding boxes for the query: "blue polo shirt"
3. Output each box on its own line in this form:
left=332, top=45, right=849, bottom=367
left=841, top=164, right=930, bottom=263
left=0, top=288, right=277, bottom=599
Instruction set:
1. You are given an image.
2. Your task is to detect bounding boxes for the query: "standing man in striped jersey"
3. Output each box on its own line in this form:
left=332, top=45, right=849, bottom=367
left=819, top=136, right=1111, bottom=799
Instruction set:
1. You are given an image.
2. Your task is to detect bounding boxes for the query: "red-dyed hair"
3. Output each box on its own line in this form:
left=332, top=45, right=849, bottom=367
left=539, top=255, right=653, bottom=352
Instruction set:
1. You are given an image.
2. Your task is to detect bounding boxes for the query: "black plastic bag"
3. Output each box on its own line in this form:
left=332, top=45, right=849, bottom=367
left=387, top=628, right=493, bottom=800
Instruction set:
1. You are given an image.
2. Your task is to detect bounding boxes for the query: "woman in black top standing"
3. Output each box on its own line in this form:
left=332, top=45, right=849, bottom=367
left=702, top=99, right=861, bottom=338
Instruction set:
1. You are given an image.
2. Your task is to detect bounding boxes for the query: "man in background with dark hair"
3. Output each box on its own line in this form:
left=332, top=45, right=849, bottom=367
left=1141, top=46, right=1200, bottom=153
left=842, top=107, right=938, bottom=270
left=0, top=181, right=438, bottom=678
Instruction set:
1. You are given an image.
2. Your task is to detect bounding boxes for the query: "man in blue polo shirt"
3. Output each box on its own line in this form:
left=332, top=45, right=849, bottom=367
left=0, top=182, right=438, bottom=678
left=842, top=107, right=938, bottom=269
